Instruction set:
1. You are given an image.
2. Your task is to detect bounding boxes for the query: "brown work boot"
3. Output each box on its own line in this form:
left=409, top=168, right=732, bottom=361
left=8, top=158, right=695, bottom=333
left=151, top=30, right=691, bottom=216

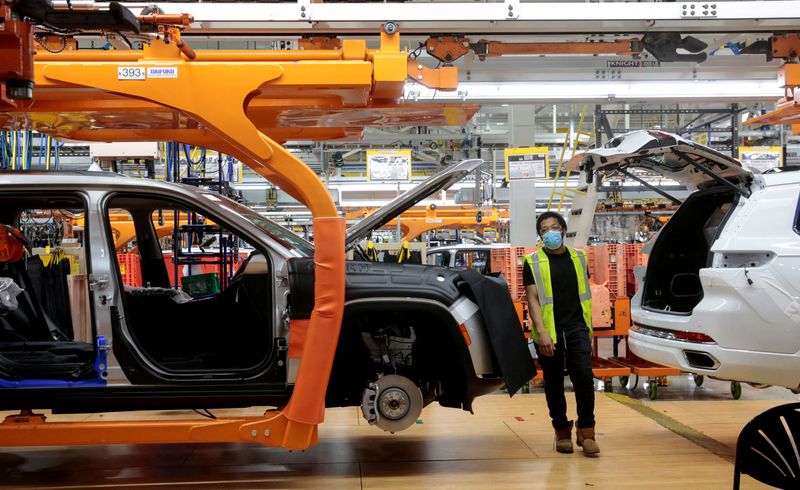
left=576, top=426, right=600, bottom=457
left=553, top=421, right=574, bottom=453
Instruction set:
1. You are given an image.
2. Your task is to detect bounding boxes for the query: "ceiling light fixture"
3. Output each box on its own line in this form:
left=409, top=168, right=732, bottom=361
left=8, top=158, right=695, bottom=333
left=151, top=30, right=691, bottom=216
left=405, top=80, right=783, bottom=103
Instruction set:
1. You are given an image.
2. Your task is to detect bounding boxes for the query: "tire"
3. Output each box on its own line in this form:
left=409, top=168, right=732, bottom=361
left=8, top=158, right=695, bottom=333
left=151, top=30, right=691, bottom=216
left=648, top=380, right=658, bottom=400
left=731, top=381, right=742, bottom=400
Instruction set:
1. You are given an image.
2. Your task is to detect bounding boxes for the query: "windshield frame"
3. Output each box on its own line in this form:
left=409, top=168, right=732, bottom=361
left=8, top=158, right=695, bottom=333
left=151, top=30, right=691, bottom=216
left=200, top=191, right=314, bottom=257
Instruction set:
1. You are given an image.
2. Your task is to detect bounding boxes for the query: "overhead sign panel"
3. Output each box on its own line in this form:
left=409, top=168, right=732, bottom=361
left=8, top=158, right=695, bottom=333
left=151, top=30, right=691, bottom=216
left=504, top=147, right=549, bottom=180
left=739, top=146, right=783, bottom=172
left=366, top=149, right=412, bottom=182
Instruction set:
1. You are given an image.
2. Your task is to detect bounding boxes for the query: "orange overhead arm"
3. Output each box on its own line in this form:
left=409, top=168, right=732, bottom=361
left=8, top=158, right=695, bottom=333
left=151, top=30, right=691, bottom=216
left=346, top=206, right=506, bottom=242
left=397, top=208, right=503, bottom=241
left=745, top=64, right=800, bottom=135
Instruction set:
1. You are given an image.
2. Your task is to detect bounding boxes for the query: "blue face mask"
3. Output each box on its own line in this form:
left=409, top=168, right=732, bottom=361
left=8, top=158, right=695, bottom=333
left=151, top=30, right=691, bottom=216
left=542, top=230, right=563, bottom=250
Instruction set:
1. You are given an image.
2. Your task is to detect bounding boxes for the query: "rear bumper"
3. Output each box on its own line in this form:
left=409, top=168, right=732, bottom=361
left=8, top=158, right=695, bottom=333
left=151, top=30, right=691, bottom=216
left=628, top=330, right=800, bottom=389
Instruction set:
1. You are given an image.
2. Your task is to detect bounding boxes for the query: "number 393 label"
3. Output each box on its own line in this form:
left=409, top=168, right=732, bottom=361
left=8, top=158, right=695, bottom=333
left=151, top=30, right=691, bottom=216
left=117, top=66, right=146, bottom=80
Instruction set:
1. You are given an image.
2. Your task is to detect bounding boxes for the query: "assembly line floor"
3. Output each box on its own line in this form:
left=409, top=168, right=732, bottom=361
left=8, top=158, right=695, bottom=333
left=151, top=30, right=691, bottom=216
left=0, top=376, right=796, bottom=489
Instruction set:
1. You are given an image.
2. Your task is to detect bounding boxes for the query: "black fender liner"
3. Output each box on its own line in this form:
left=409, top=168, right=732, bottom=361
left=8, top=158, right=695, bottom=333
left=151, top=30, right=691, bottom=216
left=334, top=298, right=502, bottom=411
left=287, top=258, right=462, bottom=319
left=456, top=269, right=537, bottom=395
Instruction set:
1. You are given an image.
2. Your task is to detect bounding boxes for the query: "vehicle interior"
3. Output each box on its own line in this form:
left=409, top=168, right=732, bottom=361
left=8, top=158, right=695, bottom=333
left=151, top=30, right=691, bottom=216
left=454, top=249, right=491, bottom=274
left=107, top=195, right=274, bottom=378
left=641, top=187, right=737, bottom=314
left=0, top=194, right=96, bottom=381
left=428, top=249, right=491, bottom=274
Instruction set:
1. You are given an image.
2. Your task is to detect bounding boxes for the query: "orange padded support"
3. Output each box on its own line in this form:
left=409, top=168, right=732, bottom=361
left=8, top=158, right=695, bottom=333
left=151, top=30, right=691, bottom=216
left=284, top=217, right=346, bottom=426
left=288, top=319, right=310, bottom=360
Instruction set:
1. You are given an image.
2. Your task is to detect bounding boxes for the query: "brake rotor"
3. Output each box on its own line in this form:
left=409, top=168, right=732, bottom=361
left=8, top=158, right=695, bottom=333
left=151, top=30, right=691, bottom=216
left=361, top=374, right=423, bottom=433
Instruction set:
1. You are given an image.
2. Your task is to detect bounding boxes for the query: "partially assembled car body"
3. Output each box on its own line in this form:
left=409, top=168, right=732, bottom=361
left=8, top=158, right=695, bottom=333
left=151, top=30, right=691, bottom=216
left=0, top=160, right=533, bottom=433
left=570, top=130, right=800, bottom=390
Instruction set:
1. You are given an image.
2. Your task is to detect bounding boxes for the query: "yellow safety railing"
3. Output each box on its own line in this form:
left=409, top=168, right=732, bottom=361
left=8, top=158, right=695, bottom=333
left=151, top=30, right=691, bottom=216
left=546, top=104, right=591, bottom=212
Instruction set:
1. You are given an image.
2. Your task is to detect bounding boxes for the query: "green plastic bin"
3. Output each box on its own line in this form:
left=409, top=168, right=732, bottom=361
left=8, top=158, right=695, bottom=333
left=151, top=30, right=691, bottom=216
left=181, top=272, right=220, bottom=297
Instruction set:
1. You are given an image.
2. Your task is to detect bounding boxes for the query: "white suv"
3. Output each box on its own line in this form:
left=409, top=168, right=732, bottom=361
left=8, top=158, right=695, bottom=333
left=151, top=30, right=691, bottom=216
left=571, top=130, right=800, bottom=390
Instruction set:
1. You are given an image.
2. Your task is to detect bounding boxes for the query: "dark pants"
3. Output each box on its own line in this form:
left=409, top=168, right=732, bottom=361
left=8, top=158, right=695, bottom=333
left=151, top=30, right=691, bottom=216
left=535, top=323, right=595, bottom=430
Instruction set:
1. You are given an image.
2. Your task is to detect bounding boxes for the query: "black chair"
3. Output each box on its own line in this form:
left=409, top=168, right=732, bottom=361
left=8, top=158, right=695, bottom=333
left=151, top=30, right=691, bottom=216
left=733, top=402, right=800, bottom=489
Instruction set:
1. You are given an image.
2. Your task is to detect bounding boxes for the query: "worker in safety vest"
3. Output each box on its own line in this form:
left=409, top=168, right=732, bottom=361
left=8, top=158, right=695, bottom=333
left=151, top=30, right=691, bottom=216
left=396, top=241, right=411, bottom=263
left=365, top=240, right=379, bottom=262
left=523, top=211, right=599, bottom=457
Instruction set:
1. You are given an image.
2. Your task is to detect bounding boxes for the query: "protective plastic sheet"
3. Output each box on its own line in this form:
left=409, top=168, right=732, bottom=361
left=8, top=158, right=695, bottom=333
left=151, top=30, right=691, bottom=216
left=0, top=277, right=23, bottom=313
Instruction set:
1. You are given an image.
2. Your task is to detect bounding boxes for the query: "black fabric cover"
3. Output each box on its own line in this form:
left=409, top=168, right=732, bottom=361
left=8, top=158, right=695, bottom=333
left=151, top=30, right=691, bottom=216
left=0, top=261, right=53, bottom=341
left=457, top=268, right=536, bottom=396
left=22, top=256, right=72, bottom=340
left=47, top=257, right=74, bottom=340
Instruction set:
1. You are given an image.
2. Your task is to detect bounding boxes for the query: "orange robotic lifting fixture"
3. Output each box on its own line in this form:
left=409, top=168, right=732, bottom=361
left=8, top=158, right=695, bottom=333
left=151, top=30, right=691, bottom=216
left=744, top=34, right=800, bottom=135
left=0, top=23, right=473, bottom=450
left=345, top=206, right=507, bottom=242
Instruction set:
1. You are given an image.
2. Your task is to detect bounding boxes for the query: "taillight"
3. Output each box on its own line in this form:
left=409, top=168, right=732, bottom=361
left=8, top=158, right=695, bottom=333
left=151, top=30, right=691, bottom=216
left=631, top=324, right=716, bottom=344
left=673, top=331, right=716, bottom=344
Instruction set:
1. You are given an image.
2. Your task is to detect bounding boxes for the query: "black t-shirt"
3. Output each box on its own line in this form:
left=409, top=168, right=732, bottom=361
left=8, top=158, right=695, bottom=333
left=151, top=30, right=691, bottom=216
left=523, top=250, right=587, bottom=330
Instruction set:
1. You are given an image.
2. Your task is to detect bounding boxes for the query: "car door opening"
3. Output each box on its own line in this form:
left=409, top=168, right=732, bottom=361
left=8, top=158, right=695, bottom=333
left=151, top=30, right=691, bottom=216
left=0, top=195, right=98, bottom=383
left=107, top=195, right=274, bottom=379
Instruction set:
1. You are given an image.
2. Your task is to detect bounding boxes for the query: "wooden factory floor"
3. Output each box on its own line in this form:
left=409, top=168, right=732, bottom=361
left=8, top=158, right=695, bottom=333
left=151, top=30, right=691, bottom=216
left=0, top=381, right=794, bottom=489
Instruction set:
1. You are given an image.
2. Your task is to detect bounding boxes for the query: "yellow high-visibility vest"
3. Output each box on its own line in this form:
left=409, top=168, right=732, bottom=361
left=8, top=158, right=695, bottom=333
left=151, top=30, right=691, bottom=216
left=523, top=247, right=592, bottom=344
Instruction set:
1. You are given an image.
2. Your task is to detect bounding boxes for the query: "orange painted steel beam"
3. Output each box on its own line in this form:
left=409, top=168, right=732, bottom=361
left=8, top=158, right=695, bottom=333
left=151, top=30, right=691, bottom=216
left=407, top=60, right=459, bottom=90
left=425, top=35, right=642, bottom=63
left=1, top=411, right=317, bottom=448
left=478, top=39, right=641, bottom=58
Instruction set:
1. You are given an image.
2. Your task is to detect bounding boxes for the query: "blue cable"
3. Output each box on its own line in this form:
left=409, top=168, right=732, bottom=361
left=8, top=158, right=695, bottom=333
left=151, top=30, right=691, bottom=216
left=166, top=141, right=173, bottom=181
left=0, top=131, right=5, bottom=170
left=27, top=131, right=33, bottom=170
left=16, top=130, right=22, bottom=170
left=183, top=144, right=206, bottom=166
left=226, top=155, right=234, bottom=182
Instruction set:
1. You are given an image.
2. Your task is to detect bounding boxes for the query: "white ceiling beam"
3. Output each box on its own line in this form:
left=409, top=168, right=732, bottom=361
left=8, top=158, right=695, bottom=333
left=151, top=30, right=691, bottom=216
left=116, top=2, right=800, bottom=34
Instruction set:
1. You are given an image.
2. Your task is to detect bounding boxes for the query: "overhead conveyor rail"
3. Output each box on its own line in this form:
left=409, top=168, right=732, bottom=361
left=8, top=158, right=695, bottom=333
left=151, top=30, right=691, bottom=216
left=116, top=1, right=800, bottom=34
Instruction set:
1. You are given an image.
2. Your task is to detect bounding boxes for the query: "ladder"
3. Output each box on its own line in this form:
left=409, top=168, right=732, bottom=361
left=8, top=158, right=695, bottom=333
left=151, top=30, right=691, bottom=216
left=546, top=105, right=597, bottom=247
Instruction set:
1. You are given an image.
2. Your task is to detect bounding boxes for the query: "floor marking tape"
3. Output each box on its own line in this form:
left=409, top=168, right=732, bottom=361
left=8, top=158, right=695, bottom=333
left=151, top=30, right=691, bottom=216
left=604, top=392, right=735, bottom=463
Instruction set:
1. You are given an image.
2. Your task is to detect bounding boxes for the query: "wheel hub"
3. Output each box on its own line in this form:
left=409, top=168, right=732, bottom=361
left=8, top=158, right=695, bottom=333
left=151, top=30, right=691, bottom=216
left=379, top=387, right=410, bottom=420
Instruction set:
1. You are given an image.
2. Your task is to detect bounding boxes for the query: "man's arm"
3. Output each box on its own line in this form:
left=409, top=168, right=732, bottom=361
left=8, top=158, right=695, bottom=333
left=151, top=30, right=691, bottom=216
left=526, top=283, right=555, bottom=356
